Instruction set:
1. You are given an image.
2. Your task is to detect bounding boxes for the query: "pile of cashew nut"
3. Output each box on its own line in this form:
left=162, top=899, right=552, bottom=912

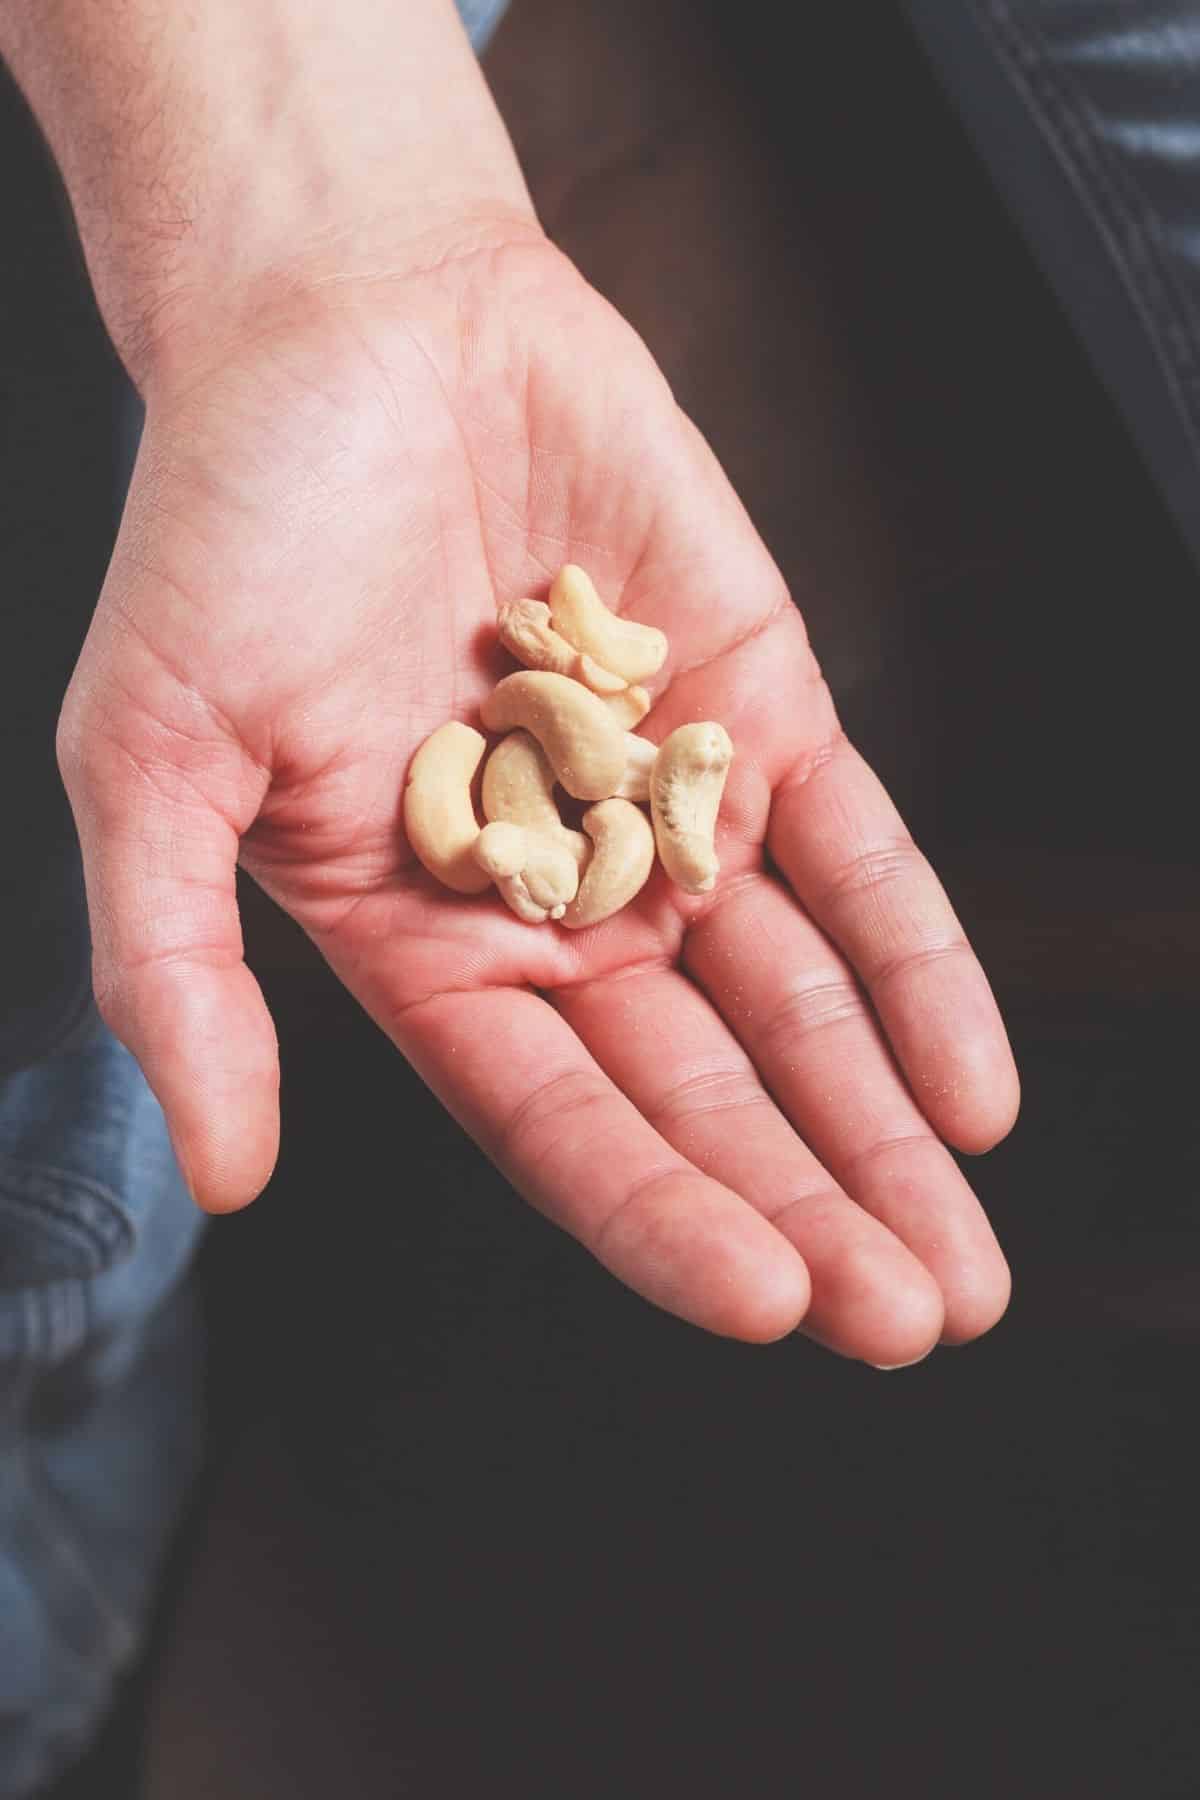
left=404, top=565, right=733, bottom=927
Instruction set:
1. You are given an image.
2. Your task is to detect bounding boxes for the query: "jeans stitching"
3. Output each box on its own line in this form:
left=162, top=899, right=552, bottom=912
left=1002, top=0, right=1200, bottom=380
left=0, top=1153, right=136, bottom=1277
left=980, top=0, right=1200, bottom=469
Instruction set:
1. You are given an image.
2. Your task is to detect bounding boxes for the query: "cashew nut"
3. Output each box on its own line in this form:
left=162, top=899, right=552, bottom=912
left=563, top=800, right=656, bottom=929
left=497, top=598, right=627, bottom=696
left=549, top=565, right=668, bottom=686
left=472, top=821, right=580, bottom=923
left=481, top=730, right=588, bottom=871
left=403, top=721, right=491, bottom=894
left=603, top=684, right=652, bottom=729
left=480, top=672, right=627, bottom=802
left=612, top=732, right=658, bottom=803
left=649, top=722, right=734, bottom=895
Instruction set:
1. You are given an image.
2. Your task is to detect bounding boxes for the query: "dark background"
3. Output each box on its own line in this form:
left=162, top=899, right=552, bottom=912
left=27, top=0, right=1200, bottom=1793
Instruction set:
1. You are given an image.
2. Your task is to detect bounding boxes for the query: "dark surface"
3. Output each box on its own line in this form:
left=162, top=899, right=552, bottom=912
left=0, top=65, right=120, bottom=1079
left=32, top=0, right=1200, bottom=1794
left=139, top=974, right=1200, bottom=1800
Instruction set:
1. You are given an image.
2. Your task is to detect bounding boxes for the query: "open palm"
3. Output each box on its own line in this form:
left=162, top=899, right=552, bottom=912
left=60, top=234, right=1018, bottom=1364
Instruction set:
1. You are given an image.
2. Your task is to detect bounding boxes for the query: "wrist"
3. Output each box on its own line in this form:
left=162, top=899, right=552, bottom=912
left=126, top=204, right=546, bottom=400
left=1, top=0, right=539, bottom=388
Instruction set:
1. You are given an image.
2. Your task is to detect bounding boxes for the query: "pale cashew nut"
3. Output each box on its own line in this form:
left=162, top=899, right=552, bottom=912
left=649, top=722, right=734, bottom=895
left=603, top=684, right=652, bottom=729
left=497, top=598, right=627, bottom=696
left=562, top=800, right=656, bottom=929
left=403, top=721, right=491, bottom=894
left=518, top=835, right=581, bottom=913
left=473, top=820, right=579, bottom=923
left=612, top=732, right=658, bottom=803
left=549, top=565, right=668, bottom=686
left=480, top=672, right=627, bottom=801
left=481, top=730, right=588, bottom=870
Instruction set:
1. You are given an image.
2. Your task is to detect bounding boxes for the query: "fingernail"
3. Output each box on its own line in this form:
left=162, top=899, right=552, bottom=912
left=870, top=1353, right=934, bottom=1371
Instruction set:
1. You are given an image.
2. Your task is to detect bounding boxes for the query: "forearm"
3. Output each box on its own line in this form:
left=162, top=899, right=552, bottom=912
left=0, top=0, right=538, bottom=386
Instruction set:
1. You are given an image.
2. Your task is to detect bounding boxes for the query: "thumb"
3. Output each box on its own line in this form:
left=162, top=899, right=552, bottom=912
left=56, top=658, right=279, bottom=1214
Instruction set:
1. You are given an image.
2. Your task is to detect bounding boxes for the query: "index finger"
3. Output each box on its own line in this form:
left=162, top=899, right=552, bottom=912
left=768, top=731, right=1020, bottom=1153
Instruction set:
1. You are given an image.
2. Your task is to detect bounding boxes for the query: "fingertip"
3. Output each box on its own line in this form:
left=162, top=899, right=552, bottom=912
left=863, top=1276, right=945, bottom=1370
left=734, top=1247, right=813, bottom=1345
left=179, top=1110, right=280, bottom=1215
left=922, top=1048, right=1021, bottom=1157
left=596, top=1169, right=812, bottom=1344
left=951, top=1075, right=1022, bottom=1156
left=106, top=958, right=282, bottom=1216
left=688, top=1202, right=812, bottom=1344
left=794, top=1231, right=945, bottom=1369
left=167, top=1030, right=281, bottom=1215
left=939, top=1246, right=1013, bottom=1346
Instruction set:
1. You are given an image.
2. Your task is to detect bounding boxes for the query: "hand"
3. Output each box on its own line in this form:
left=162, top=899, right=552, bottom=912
left=58, top=228, right=1019, bottom=1363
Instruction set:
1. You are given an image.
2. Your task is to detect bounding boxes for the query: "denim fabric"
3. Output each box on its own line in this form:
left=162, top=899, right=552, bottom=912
left=459, top=0, right=511, bottom=53
left=903, top=0, right=1200, bottom=571
left=0, top=1011, right=204, bottom=1796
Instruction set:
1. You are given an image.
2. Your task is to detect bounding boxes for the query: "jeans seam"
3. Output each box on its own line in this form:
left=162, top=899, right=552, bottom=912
left=15, top=1437, right=140, bottom=1667
left=0, top=1281, right=89, bottom=1365
left=979, top=0, right=1200, bottom=470
left=0, top=1151, right=136, bottom=1285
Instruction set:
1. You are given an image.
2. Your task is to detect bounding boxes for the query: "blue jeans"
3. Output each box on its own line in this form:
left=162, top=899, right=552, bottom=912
left=0, top=1012, right=204, bottom=1795
left=2, top=0, right=1198, bottom=1792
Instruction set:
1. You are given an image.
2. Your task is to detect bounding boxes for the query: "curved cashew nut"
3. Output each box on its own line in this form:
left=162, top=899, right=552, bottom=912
left=603, top=684, right=652, bottom=730
left=480, top=672, right=627, bottom=801
left=497, top=598, right=627, bottom=696
left=473, top=820, right=579, bottom=923
left=403, top=721, right=491, bottom=894
left=649, top=722, right=734, bottom=895
left=481, top=731, right=588, bottom=871
left=563, top=800, right=656, bottom=929
left=549, top=564, right=668, bottom=687
left=612, top=732, right=657, bottom=803
left=518, top=835, right=581, bottom=912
